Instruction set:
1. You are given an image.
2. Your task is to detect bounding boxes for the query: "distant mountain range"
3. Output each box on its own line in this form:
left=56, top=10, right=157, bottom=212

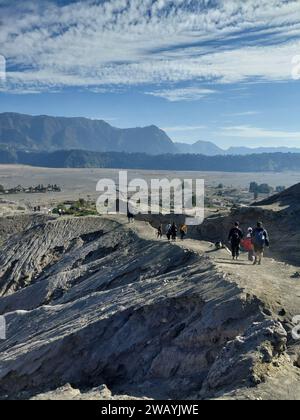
left=1, top=113, right=300, bottom=157
left=175, top=140, right=224, bottom=156
left=0, top=112, right=177, bottom=155
left=175, top=141, right=300, bottom=156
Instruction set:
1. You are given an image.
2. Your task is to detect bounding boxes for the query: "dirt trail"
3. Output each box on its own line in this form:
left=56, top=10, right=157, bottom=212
left=119, top=217, right=300, bottom=320
left=126, top=217, right=300, bottom=400
left=1, top=214, right=299, bottom=400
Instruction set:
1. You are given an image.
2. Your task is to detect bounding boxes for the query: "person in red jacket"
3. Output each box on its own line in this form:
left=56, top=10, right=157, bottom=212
left=241, top=227, right=255, bottom=262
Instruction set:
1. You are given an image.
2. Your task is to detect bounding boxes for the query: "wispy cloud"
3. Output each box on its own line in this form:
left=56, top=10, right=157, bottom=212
left=0, top=55, right=6, bottom=82
left=223, top=111, right=261, bottom=117
left=0, top=0, right=300, bottom=94
left=221, top=125, right=300, bottom=139
left=146, top=87, right=216, bottom=102
left=89, top=116, right=118, bottom=122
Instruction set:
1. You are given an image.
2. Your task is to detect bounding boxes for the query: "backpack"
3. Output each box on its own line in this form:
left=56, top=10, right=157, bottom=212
left=231, top=228, right=241, bottom=242
left=241, top=238, right=253, bottom=252
left=253, top=229, right=265, bottom=246
left=171, top=225, right=177, bottom=234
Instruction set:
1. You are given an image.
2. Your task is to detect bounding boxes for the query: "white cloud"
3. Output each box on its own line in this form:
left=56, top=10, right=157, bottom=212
left=223, top=111, right=261, bottom=117
left=146, top=87, right=216, bottom=101
left=0, top=0, right=300, bottom=94
left=0, top=55, right=6, bottom=82
left=221, top=125, right=300, bottom=139
left=89, top=116, right=118, bottom=122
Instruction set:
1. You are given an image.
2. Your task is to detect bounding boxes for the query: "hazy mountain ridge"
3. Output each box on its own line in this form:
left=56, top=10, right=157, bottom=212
left=175, top=140, right=224, bottom=156
left=1, top=113, right=300, bottom=157
left=0, top=113, right=177, bottom=155
left=227, top=146, right=300, bottom=155
left=1, top=146, right=300, bottom=172
left=176, top=142, right=300, bottom=156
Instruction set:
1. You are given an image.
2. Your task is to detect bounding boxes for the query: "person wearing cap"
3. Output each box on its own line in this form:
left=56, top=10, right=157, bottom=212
left=228, top=221, right=244, bottom=260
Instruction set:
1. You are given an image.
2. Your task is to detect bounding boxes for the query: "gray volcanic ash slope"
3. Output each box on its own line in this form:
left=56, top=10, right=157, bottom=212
left=0, top=213, right=52, bottom=245
left=254, top=182, right=300, bottom=208
left=0, top=216, right=298, bottom=400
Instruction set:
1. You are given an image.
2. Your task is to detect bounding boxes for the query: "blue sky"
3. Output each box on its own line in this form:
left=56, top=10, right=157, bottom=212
left=1, top=0, right=300, bottom=149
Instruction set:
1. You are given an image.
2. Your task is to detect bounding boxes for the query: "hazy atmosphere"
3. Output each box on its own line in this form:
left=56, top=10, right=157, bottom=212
left=0, top=0, right=300, bottom=404
left=0, top=0, right=300, bottom=148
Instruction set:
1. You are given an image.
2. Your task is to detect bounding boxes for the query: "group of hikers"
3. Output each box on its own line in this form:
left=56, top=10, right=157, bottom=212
left=158, top=219, right=269, bottom=265
left=127, top=207, right=269, bottom=264
left=228, top=221, right=269, bottom=265
left=127, top=207, right=188, bottom=242
left=157, top=222, right=188, bottom=241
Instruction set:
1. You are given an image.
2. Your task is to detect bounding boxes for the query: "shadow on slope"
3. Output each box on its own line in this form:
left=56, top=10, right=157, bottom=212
left=0, top=216, right=281, bottom=400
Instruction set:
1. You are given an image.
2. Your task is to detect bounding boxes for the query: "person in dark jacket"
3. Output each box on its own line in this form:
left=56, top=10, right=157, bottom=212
left=228, top=222, right=244, bottom=260
left=127, top=202, right=135, bottom=223
left=251, top=222, right=269, bottom=265
left=170, top=222, right=178, bottom=241
left=157, top=224, right=163, bottom=239
left=166, top=223, right=172, bottom=241
left=127, top=210, right=135, bottom=223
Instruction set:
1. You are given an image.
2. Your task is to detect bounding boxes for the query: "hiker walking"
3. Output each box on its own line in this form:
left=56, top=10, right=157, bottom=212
left=179, top=224, right=188, bottom=241
left=251, top=222, right=269, bottom=265
left=127, top=211, right=134, bottom=223
left=241, top=227, right=255, bottom=262
left=126, top=201, right=135, bottom=223
left=157, top=224, right=163, bottom=239
left=228, top=222, right=244, bottom=260
left=170, top=222, right=178, bottom=241
left=127, top=209, right=135, bottom=223
left=166, top=223, right=172, bottom=241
